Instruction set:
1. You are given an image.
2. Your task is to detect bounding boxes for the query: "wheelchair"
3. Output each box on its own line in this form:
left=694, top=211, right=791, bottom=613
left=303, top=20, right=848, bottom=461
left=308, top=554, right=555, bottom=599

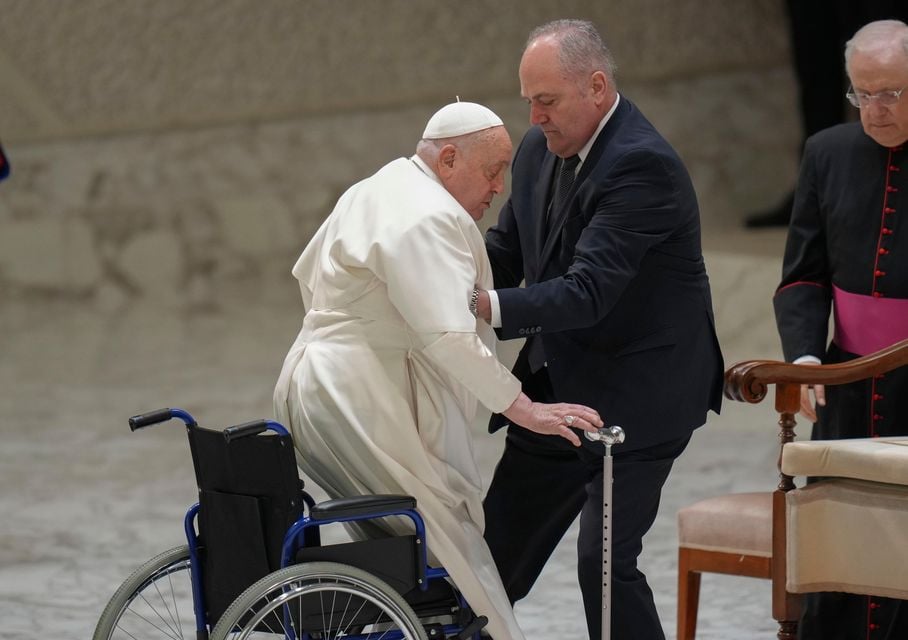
left=93, top=408, right=489, bottom=640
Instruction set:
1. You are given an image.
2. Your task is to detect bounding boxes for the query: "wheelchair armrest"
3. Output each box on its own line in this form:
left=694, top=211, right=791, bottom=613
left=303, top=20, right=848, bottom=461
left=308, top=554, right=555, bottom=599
left=310, top=494, right=417, bottom=521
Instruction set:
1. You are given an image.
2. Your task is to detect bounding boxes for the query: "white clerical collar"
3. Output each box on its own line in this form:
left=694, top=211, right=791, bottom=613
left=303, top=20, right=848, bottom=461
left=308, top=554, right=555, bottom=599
left=577, top=93, right=621, bottom=166
left=410, top=154, right=443, bottom=186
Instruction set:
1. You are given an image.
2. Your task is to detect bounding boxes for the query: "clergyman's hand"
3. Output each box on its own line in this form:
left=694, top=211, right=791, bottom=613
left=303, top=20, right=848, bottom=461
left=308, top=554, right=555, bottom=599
left=799, top=383, right=825, bottom=423
left=795, top=360, right=825, bottom=423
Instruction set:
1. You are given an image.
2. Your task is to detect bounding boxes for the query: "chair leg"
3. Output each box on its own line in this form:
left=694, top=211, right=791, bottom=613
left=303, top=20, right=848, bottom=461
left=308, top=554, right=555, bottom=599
left=677, top=548, right=701, bottom=640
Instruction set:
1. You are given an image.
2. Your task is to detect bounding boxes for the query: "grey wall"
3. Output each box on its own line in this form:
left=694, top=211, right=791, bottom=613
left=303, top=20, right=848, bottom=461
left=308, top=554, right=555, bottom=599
left=0, top=0, right=801, bottom=304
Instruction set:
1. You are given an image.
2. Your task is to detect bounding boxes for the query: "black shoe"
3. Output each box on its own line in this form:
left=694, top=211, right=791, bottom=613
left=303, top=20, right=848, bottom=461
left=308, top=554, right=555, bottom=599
left=744, top=192, right=794, bottom=228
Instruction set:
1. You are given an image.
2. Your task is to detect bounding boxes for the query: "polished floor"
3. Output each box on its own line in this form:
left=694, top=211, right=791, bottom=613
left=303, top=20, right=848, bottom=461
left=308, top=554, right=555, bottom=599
left=0, top=228, right=793, bottom=639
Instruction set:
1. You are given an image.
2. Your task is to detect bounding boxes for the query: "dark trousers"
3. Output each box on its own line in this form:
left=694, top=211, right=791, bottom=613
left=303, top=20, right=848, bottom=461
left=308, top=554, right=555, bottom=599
left=483, top=369, right=689, bottom=640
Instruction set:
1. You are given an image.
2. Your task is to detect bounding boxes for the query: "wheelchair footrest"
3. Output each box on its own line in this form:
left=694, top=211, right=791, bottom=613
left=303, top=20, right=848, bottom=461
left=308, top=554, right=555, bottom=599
left=454, top=615, right=488, bottom=639
left=310, top=494, right=416, bottom=520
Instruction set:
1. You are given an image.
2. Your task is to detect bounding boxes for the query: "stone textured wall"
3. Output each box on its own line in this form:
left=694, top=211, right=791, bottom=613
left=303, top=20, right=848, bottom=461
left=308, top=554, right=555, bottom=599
left=0, top=0, right=800, bottom=304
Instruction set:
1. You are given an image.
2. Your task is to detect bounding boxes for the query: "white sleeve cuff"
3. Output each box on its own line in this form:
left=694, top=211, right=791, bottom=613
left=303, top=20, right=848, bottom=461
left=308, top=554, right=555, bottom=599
left=793, top=355, right=822, bottom=365
left=489, top=289, right=502, bottom=328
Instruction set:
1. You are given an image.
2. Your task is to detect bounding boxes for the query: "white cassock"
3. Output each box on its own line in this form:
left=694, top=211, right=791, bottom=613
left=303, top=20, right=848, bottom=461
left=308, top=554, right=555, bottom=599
left=274, top=155, right=525, bottom=640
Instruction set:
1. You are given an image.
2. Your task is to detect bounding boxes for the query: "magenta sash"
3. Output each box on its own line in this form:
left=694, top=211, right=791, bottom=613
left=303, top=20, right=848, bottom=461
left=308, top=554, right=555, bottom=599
left=833, top=285, right=908, bottom=356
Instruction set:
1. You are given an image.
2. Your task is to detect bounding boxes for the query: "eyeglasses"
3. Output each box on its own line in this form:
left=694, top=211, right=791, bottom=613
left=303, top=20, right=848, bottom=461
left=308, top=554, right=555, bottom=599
left=846, top=86, right=905, bottom=108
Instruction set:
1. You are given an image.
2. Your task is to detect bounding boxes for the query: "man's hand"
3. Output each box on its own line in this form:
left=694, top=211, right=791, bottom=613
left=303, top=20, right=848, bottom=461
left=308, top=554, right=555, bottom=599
left=502, top=392, right=603, bottom=447
left=475, top=288, right=492, bottom=323
left=799, top=383, right=826, bottom=422
left=795, top=361, right=826, bottom=422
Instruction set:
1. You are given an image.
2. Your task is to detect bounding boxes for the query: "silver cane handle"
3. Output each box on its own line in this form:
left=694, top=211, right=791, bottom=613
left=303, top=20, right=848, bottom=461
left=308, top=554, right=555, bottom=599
left=585, top=425, right=626, bottom=448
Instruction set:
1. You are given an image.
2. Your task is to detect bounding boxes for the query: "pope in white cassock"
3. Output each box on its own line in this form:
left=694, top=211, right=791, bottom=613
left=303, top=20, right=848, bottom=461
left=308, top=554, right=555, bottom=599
left=274, top=102, right=602, bottom=639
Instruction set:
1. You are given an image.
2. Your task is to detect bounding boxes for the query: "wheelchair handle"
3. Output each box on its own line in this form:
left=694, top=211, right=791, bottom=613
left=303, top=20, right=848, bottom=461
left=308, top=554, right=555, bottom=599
left=223, top=419, right=289, bottom=442
left=128, top=408, right=197, bottom=431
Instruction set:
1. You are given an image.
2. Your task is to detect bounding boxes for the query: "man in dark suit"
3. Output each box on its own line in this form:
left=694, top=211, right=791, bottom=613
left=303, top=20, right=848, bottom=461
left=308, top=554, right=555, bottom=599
left=473, top=19, right=724, bottom=639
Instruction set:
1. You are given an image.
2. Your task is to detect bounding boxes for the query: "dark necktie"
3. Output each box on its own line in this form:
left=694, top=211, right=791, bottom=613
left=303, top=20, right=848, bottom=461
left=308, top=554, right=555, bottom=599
left=529, top=154, right=581, bottom=373
left=546, top=154, right=580, bottom=235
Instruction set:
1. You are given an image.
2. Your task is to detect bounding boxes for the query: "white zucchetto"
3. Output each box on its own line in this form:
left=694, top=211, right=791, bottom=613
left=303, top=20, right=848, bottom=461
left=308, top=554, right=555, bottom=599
left=422, top=101, right=504, bottom=140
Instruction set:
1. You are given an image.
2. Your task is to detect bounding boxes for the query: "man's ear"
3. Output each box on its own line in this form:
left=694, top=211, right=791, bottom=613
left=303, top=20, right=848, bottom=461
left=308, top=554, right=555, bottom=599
left=590, top=70, right=608, bottom=104
left=436, top=144, right=458, bottom=179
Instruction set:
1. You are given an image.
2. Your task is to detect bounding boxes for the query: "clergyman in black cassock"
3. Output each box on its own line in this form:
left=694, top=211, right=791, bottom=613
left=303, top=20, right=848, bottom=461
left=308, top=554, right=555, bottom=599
left=774, top=19, right=908, bottom=640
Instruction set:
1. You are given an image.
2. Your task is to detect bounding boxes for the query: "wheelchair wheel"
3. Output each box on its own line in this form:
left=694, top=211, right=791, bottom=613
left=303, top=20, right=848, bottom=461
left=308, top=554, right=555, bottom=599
left=93, top=545, right=196, bottom=640
left=210, top=561, right=428, bottom=640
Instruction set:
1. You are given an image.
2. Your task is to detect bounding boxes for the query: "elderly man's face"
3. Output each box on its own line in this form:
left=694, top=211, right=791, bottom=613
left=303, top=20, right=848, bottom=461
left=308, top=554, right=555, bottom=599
left=444, top=127, right=512, bottom=221
left=519, top=37, right=605, bottom=158
left=849, top=47, right=908, bottom=148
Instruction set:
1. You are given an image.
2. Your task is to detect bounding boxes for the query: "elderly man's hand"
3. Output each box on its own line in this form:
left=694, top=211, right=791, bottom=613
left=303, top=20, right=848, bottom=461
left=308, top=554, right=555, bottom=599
left=502, top=393, right=603, bottom=447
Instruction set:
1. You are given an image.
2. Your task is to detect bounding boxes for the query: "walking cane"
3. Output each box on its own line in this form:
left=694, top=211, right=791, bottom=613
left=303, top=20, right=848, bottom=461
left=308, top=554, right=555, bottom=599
left=585, top=425, right=625, bottom=640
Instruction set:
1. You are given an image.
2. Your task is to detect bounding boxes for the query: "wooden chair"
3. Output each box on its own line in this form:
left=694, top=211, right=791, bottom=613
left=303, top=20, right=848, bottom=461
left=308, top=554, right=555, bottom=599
left=677, top=337, right=908, bottom=640
left=677, top=492, right=772, bottom=639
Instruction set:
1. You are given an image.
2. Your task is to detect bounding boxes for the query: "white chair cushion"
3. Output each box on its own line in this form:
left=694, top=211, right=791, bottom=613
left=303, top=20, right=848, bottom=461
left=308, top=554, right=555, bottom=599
left=782, top=437, right=908, bottom=486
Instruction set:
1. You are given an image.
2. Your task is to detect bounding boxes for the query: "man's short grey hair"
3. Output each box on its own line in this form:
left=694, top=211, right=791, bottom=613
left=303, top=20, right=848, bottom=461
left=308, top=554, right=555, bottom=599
left=416, top=126, right=502, bottom=162
left=844, top=19, right=908, bottom=74
left=527, top=19, right=617, bottom=85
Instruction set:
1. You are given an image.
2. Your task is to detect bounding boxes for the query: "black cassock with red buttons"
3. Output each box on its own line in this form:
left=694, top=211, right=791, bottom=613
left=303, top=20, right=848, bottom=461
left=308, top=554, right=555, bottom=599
left=774, top=120, right=908, bottom=639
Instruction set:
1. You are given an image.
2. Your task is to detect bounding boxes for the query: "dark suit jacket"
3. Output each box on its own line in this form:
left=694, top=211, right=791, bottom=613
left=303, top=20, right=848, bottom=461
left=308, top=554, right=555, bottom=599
left=487, top=97, right=723, bottom=452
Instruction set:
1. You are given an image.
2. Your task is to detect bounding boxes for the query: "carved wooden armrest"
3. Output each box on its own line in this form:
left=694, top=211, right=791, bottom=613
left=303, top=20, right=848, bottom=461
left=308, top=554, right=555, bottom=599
left=724, top=338, right=908, bottom=406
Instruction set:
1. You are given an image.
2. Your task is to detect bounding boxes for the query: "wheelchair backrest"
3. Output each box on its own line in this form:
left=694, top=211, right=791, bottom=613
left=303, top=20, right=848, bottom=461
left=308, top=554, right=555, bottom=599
left=186, top=425, right=303, bottom=624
